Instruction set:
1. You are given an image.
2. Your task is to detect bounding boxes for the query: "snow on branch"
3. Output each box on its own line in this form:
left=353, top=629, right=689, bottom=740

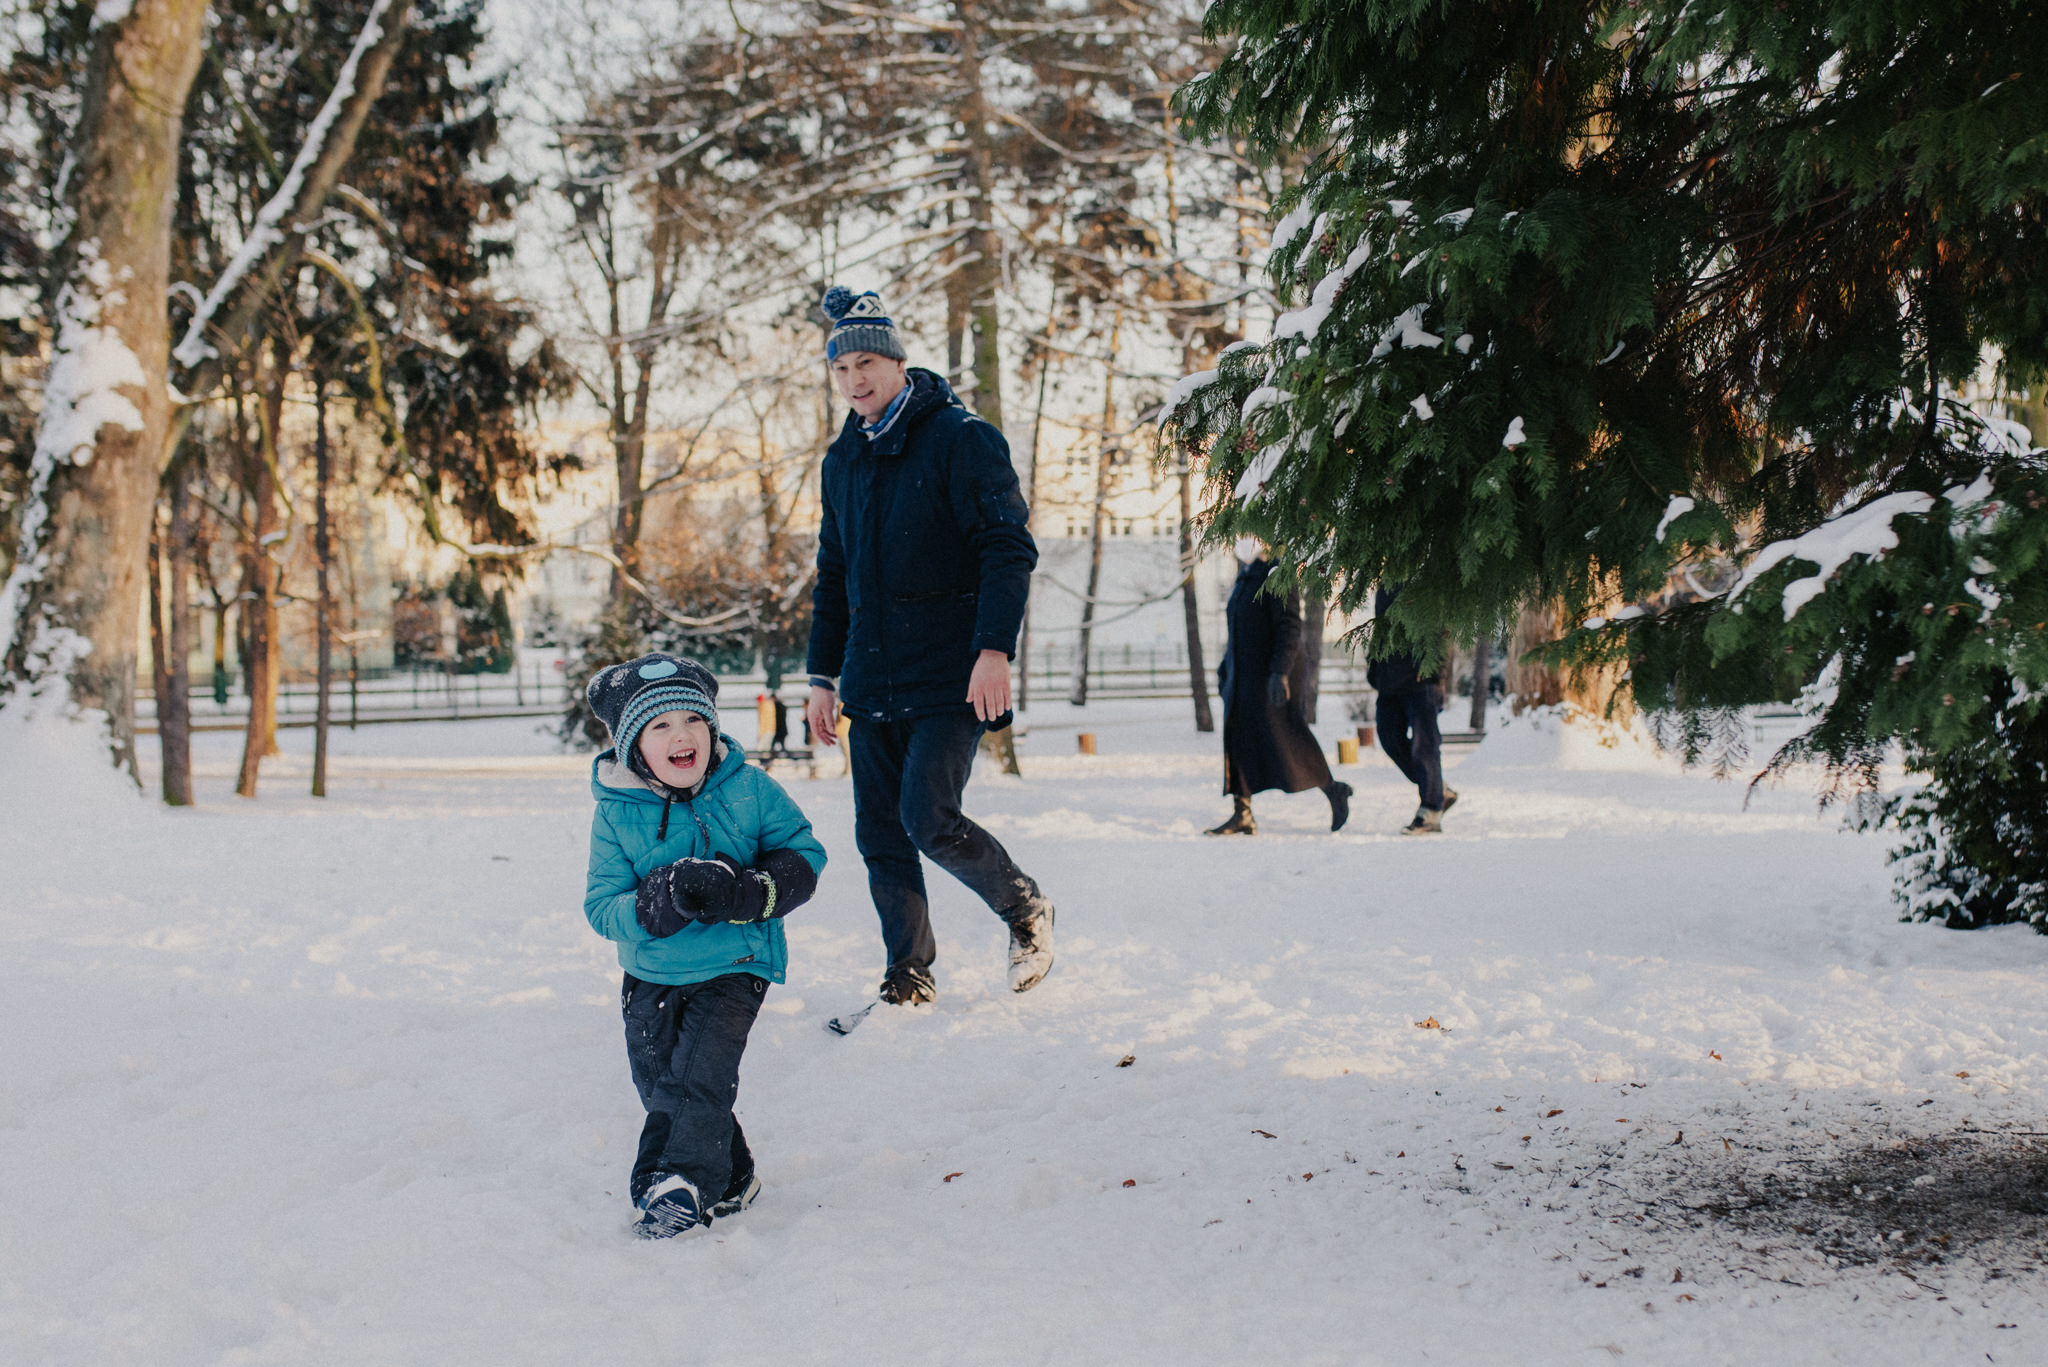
left=171, top=0, right=397, bottom=370
left=1727, top=490, right=1936, bottom=620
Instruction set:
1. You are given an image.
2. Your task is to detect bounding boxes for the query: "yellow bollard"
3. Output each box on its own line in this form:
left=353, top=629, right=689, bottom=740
left=756, top=694, right=776, bottom=751
left=1337, top=737, right=1359, bottom=765
left=1077, top=732, right=1097, bottom=755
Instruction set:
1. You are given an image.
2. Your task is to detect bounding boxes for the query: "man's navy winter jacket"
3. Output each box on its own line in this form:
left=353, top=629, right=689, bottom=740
left=807, top=368, right=1037, bottom=721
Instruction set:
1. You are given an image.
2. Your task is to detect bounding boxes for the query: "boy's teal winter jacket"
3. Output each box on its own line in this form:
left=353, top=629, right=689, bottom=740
left=584, top=735, right=826, bottom=986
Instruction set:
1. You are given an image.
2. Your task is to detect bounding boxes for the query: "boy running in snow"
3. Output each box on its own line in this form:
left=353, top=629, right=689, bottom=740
left=582, top=654, right=827, bottom=1239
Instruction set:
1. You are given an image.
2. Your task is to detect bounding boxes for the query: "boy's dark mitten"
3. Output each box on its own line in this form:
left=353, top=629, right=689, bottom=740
left=754, top=848, right=818, bottom=918
left=634, top=868, right=691, bottom=939
left=669, top=854, right=768, bottom=924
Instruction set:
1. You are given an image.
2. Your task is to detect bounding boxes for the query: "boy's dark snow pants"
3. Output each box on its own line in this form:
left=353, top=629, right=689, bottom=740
left=847, top=706, right=1042, bottom=977
left=621, top=970, right=764, bottom=1204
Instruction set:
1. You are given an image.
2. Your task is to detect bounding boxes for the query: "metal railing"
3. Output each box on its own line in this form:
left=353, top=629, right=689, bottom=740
left=137, top=646, right=1386, bottom=731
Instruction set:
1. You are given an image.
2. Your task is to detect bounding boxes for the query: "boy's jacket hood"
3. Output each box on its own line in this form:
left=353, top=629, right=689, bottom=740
left=590, top=733, right=744, bottom=803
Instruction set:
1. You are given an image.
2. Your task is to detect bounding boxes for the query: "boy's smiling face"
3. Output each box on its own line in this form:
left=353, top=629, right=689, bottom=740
left=636, top=709, right=713, bottom=788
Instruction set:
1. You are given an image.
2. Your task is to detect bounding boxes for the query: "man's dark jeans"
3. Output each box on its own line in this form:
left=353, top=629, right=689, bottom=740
left=1376, top=684, right=1446, bottom=811
left=621, top=970, right=764, bottom=1204
left=848, top=706, right=1041, bottom=976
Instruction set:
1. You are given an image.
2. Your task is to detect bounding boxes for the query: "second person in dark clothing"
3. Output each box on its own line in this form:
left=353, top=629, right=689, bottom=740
left=1207, top=539, right=1352, bottom=835
left=1368, top=583, right=1458, bottom=834
left=804, top=285, right=1055, bottom=1007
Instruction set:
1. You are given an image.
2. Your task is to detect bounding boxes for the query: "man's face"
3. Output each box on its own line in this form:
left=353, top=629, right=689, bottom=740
left=831, top=351, right=909, bottom=421
left=637, top=710, right=713, bottom=789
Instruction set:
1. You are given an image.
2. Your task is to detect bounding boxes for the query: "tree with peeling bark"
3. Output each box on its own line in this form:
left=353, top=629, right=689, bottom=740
left=0, top=0, right=206, bottom=776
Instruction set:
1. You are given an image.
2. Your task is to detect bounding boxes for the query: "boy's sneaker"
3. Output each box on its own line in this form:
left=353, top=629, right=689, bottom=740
left=879, top=966, right=936, bottom=1006
left=632, top=1172, right=707, bottom=1240
left=1006, top=896, right=1056, bottom=993
left=707, top=1169, right=761, bottom=1220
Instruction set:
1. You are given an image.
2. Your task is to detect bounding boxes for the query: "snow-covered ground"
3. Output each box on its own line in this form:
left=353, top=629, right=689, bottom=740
left=6, top=700, right=2048, bottom=1365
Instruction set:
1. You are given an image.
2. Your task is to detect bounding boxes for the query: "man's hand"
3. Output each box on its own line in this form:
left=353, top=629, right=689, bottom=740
left=807, top=684, right=839, bottom=748
left=966, top=649, right=1012, bottom=723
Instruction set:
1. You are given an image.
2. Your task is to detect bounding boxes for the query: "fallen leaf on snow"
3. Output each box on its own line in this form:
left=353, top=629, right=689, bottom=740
left=1252, top=1129, right=1277, bottom=1139
left=1546, top=1109, right=1564, bottom=1118
left=1955, top=1070, right=1971, bottom=1078
left=1122, top=1179, right=1136, bottom=1188
left=1413, top=1016, right=1444, bottom=1030
left=1709, top=1051, right=1722, bottom=1061
left=943, top=1172, right=964, bottom=1183
left=1116, top=1055, right=1136, bottom=1068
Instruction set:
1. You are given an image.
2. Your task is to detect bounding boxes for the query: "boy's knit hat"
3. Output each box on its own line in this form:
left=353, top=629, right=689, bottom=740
left=585, top=653, right=720, bottom=763
left=821, top=285, right=907, bottom=362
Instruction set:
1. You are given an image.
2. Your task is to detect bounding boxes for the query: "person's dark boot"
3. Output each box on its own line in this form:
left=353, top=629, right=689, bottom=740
left=1325, top=781, right=1353, bottom=832
left=1206, top=795, right=1256, bottom=835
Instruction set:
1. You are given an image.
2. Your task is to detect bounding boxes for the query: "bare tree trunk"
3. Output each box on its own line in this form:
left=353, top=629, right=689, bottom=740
left=1468, top=636, right=1491, bottom=732
left=1302, top=591, right=1326, bottom=724
left=1178, top=459, right=1213, bottom=732
left=159, top=458, right=195, bottom=804
left=952, top=2, right=1005, bottom=432
left=237, top=358, right=288, bottom=797
left=1016, top=250, right=1063, bottom=714
left=1505, top=604, right=1566, bottom=713
left=944, top=194, right=968, bottom=392
left=0, top=0, right=207, bottom=776
left=1158, top=121, right=1213, bottom=734
left=312, top=383, right=332, bottom=798
left=1069, top=306, right=1121, bottom=706
left=148, top=513, right=170, bottom=763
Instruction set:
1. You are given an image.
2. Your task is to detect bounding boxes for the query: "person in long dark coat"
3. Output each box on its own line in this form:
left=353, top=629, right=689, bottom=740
left=1207, top=541, right=1351, bottom=835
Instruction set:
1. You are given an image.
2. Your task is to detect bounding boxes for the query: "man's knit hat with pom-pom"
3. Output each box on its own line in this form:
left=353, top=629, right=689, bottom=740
left=821, top=285, right=907, bottom=362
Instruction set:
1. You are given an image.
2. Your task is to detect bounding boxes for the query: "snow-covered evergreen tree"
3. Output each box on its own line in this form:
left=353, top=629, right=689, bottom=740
left=1168, top=0, right=2047, bottom=925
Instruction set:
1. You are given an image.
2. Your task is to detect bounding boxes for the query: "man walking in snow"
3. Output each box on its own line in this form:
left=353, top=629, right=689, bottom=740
left=1369, top=583, right=1457, bottom=834
left=803, top=285, right=1055, bottom=1007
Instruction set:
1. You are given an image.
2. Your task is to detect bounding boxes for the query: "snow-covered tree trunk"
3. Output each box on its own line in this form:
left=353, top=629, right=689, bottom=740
left=0, top=0, right=207, bottom=778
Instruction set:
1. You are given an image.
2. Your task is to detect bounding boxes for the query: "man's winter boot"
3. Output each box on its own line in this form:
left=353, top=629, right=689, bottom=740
left=708, top=1167, right=761, bottom=1220
left=1325, top=781, right=1353, bottom=832
left=879, top=966, right=936, bottom=1006
left=633, top=1172, right=707, bottom=1239
left=1006, top=896, right=1056, bottom=993
left=1399, top=805, right=1443, bottom=835
left=1205, top=795, right=1256, bottom=836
